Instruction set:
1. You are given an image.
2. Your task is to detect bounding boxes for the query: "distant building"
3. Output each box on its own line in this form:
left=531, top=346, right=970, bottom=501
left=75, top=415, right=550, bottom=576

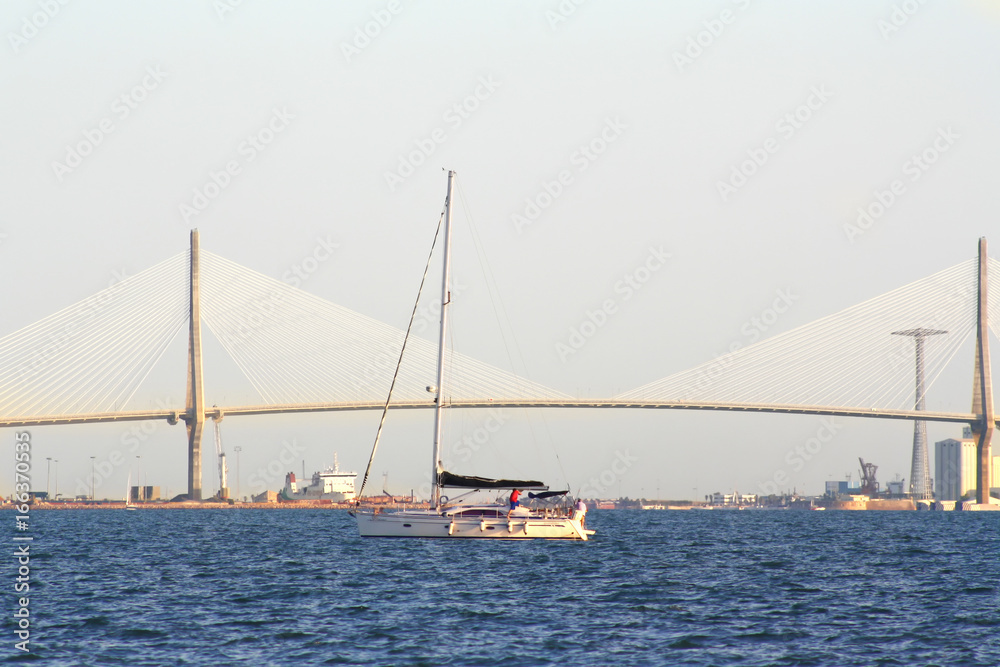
left=946, top=429, right=1000, bottom=500
left=709, top=492, right=729, bottom=505
left=708, top=492, right=757, bottom=506
left=935, top=438, right=977, bottom=501
left=886, top=480, right=905, bottom=496
left=253, top=490, right=278, bottom=503
left=131, top=486, right=160, bottom=502
left=824, top=480, right=860, bottom=497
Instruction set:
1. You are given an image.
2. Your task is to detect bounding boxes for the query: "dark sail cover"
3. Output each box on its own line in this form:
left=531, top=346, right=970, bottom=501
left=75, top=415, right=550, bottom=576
left=438, top=471, right=546, bottom=490
left=528, top=490, right=568, bottom=500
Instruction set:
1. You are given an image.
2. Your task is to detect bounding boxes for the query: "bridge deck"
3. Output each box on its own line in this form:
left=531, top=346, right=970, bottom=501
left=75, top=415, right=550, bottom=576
left=0, top=400, right=989, bottom=428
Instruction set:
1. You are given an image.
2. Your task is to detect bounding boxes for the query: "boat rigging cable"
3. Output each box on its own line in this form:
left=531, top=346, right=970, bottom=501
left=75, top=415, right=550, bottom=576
left=454, top=178, right=571, bottom=489
left=355, top=206, right=446, bottom=502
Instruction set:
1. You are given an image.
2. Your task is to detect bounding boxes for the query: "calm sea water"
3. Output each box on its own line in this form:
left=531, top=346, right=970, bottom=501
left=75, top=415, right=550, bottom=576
left=4, top=509, right=999, bottom=666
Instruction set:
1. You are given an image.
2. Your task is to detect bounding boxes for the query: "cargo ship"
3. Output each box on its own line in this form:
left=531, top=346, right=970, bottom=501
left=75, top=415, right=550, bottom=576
left=281, top=455, right=357, bottom=502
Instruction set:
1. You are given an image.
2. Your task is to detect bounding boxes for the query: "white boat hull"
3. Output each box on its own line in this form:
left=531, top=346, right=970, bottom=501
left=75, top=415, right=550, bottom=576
left=353, top=509, right=593, bottom=540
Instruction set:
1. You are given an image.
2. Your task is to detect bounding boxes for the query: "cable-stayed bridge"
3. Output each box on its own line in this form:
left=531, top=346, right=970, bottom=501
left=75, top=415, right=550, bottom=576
left=1, top=232, right=996, bottom=503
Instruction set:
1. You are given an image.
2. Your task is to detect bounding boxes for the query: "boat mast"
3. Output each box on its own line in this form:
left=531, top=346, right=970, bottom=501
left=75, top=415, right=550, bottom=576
left=431, top=170, right=455, bottom=509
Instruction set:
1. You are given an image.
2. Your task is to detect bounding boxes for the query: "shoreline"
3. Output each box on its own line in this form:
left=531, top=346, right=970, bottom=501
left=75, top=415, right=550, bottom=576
left=1, top=502, right=944, bottom=511
left=1, top=501, right=417, bottom=510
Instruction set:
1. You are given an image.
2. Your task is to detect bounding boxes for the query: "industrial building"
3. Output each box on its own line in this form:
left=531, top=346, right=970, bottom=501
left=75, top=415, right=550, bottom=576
left=708, top=492, right=758, bottom=507
left=825, top=480, right=861, bottom=496
left=935, top=434, right=1000, bottom=501
left=130, top=486, right=160, bottom=502
left=934, top=437, right=977, bottom=501
left=253, top=490, right=278, bottom=503
left=885, top=479, right=906, bottom=496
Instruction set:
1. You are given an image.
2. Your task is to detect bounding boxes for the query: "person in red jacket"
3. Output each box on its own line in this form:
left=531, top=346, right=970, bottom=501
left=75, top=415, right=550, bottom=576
left=507, top=489, right=521, bottom=517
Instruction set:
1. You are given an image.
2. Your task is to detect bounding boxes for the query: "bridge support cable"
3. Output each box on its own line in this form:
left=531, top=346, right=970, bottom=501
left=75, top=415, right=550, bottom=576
left=2, top=236, right=995, bottom=475
left=618, top=259, right=979, bottom=415
left=989, top=258, right=1000, bottom=344
left=0, top=252, right=188, bottom=419
left=198, top=251, right=570, bottom=406
left=358, top=203, right=446, bottom=502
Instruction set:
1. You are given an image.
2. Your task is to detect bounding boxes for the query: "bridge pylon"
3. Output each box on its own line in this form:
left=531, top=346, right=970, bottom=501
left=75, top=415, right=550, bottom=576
left=185, top=229, right=206, bottom=500
left=971, top=237, right=994, bottom=505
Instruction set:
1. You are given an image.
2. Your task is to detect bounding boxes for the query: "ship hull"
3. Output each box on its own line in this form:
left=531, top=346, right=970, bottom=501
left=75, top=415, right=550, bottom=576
left=281, top=489, right=354, bottom=502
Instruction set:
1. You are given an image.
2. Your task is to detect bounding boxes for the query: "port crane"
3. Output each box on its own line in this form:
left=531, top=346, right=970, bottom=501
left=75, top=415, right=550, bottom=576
left=214, top=417, right=229, bottom=500
left=858, top=457, right=878, bottom=496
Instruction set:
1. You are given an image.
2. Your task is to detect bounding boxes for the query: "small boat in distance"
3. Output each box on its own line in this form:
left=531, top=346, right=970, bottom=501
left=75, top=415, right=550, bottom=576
left=125, top=471, right=138, bottom=510
left=351, top=171, right=594, bottom=540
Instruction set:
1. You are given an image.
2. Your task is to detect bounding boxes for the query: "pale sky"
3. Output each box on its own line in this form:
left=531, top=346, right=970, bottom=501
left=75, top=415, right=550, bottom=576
left=3, top=1, right=1000, bottom=501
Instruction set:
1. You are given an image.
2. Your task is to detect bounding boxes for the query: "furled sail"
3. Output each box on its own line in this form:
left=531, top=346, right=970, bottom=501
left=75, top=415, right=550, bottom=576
left=437, top=471, right=547, bottom=490
left=528, top=490, right=568, bottom=500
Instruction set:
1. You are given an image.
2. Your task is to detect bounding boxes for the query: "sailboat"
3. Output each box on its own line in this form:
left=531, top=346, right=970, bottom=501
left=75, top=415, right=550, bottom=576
left=125, top=470, right=137, bottom=510
left=352, top=171, right=594, bottom=540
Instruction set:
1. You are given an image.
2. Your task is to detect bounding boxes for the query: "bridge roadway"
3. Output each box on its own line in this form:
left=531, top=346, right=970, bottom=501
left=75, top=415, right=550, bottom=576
left=0, top=399, right=994, bottom=429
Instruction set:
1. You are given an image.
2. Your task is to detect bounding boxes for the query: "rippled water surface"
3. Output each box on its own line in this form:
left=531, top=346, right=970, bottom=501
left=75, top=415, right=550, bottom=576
left=4, top=509, right=1000, bottom=666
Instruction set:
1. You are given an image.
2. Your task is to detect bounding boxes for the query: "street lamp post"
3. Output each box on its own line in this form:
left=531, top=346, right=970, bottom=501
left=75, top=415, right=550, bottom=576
left=46, top=457, right=52, bottom=498
left=90, top=456, right=96, bottom=501
left=233, top=446, right=242, bottom=501
left=53, top=459, right=58, bottom=500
